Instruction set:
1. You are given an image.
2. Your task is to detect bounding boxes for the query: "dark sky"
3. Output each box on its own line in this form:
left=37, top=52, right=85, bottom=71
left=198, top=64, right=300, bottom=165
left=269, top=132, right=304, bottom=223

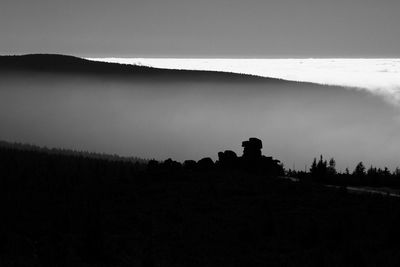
left=1, top=0, right=399, bottom=57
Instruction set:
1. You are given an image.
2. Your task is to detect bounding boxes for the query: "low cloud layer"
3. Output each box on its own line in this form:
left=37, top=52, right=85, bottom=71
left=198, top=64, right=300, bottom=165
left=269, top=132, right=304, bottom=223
left=89, top=58, right=400, bottom=106
left=2, top=63, right=400, bottom=170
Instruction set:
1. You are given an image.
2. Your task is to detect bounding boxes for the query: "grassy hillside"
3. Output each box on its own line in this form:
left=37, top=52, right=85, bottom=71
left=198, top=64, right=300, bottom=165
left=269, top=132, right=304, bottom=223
left=1, top=143, right=400, bottom=266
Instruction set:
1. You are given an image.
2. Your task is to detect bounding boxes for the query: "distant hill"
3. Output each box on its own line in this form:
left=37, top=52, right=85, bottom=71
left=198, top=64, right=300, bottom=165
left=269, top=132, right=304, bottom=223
left=0, top=54, right=287, bottom=83
left=0, top=140, right=148, bottom=164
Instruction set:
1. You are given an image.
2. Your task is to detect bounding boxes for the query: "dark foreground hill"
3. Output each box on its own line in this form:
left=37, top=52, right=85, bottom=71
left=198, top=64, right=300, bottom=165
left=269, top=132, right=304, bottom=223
left=1, top=142, right=400, bottom=266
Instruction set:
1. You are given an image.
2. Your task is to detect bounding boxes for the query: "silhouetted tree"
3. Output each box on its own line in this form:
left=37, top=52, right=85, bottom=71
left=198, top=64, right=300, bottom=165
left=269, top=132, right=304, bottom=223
left=310, top=155, right=328, bottom=182
left=383, top=167, right=391, bottom=177
left=327, top=158, right=337, bottom=177
left=394, top=167, right=400, bottom=178
left=310, top=158, right=317, bottom=174
left=353, top=162, right=366, bottom=178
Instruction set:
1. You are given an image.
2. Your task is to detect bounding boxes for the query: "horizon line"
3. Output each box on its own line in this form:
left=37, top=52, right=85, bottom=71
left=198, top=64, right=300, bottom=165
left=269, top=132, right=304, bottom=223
left=1, top=53, right=400, bottom=60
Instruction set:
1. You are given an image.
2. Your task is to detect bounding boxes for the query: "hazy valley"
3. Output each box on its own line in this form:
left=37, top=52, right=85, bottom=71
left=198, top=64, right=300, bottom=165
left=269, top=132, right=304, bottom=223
left=1, top=55, right=399, bottom=170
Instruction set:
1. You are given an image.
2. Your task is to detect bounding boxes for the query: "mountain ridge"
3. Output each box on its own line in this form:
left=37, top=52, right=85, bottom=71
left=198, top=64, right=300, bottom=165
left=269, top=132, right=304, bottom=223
left=0, top=54, right=293, bottom=84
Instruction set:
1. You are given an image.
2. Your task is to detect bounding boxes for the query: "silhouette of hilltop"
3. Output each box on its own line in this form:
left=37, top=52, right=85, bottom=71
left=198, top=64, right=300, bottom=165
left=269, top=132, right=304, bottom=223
left=0, top=140, right=148, bottom=164
left=2, top=138, right=400, bottom=266
left=0, top=54, right=289, bottom=84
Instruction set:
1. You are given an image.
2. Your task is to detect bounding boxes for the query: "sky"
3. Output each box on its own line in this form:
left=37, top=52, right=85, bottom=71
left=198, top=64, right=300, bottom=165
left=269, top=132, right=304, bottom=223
left=1, top=0, right=400, bottom=169
left=1, top=0, right=399, bottom=57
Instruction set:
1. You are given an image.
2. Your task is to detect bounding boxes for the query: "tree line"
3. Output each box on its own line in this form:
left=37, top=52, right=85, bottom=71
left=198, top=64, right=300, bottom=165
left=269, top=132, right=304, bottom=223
left=287, top=155, right=400, bottom=188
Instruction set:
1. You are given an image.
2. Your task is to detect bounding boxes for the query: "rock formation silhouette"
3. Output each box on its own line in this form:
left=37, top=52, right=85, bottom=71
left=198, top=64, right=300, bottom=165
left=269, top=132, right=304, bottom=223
left=218, top=150, right=238, bottom=169
left=238, top=138, right=283, bottom=175
left=197, top=157, right=215, bottom=171
left=146, top=137, right=283, bottom=176
left=242, top=137, right=263, bottom=160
